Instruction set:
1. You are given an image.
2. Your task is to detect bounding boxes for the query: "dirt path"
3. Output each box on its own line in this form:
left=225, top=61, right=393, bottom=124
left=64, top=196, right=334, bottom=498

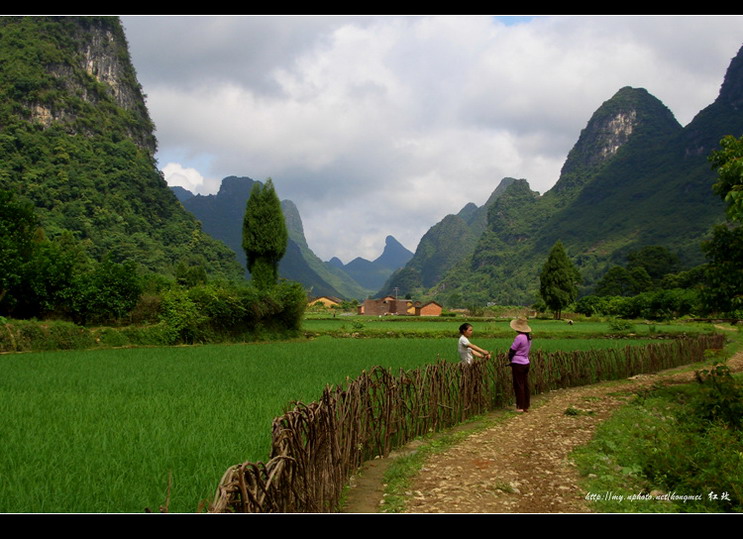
left=342, top=350, right=743, bottom=514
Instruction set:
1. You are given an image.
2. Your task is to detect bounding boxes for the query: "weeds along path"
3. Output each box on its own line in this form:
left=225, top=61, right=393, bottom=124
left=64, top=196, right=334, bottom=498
left=342, top=351, right=743, bottom=514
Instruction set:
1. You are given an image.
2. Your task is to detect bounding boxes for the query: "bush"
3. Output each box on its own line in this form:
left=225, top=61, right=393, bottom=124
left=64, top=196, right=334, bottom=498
left=608, top=318, right=635, bottom=332
left=0, top=319, right=96, bottom=352
left=159, top=287, right=208, bottom=344
left=690, top=363, right=743, bottom=430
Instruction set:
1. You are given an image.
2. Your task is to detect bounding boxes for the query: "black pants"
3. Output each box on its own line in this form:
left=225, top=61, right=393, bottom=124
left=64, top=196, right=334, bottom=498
left=511, top=363, right=530, bottom=410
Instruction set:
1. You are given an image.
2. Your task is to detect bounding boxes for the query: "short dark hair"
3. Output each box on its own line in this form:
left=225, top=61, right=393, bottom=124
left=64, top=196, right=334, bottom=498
left=459, top=323, right=472, bottom=334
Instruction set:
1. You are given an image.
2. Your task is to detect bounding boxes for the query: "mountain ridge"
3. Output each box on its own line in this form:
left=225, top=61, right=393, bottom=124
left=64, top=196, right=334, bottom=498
left=175, top=178, right=412, bottom=299
left=392, top=44, right=743, bottom=306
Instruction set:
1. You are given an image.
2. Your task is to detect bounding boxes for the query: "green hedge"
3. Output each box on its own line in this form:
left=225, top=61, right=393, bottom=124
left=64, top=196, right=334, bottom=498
left=0, top=280, right=307, bottom=352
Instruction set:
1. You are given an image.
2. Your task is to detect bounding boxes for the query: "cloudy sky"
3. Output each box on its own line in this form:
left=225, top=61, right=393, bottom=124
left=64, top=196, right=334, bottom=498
left=120, top=15, right=743, bottom=263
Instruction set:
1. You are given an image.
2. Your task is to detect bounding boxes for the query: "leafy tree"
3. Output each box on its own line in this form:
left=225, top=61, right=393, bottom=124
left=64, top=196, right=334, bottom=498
left=595, top=266, right=636, bottom=296
left=174, top=259, right=208, bottom=288
left=699, top=223, right=743, bottom=316
left=595, top=264, right=654, bottom=297
left=539, top=240, right=581, bottom=319
left=700, top=136, right=743, bottom=316
left=66, top=257, right=143, bottom=325
left=626, top=245, right=680, bottom=283
left=0, top=191, right=38, bottom=306
left=8, top=232, right=82, bottom=318
left=709, top=134, right=743, bottom=222
left=242, top=178, right=288, bottom=289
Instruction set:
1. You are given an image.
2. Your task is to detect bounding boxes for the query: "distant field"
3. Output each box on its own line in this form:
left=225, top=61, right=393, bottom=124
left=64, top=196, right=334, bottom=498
left=0, top=330, right=710, bottom=513
left=302, top=316, right=715, bottom=337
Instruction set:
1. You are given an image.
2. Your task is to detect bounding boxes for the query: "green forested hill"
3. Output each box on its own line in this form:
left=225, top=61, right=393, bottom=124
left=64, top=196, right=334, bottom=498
left=434, top=84, right=729, bottom=306
left=0, top=16, right=243, bottom=279
left=378, top=177, right=516, bottom=297
left=396, top=44, right=743, bottom=307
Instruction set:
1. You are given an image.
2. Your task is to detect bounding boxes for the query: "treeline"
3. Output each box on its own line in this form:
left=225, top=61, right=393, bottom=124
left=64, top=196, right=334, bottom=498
left=0, top=190, right=306, bottom=345
left=565, top=238, right=740, bottom=321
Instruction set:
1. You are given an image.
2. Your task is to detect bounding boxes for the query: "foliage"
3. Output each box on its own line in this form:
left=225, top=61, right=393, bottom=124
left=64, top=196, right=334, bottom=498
left=0, top=190, right=39, bottom=303
left=626, top=245, right=680, bottom=283
left=159, top=287, right=208, bottom=344
left=698, top=136, right=743, bottom=316
left=607, top=318, right=635, bottom=332
left=242, top=178, right=288, bottom=289
left=595, top=265, right=648, bottom=296
left=0, top=17, right=243, bottom=280
left=582, top=363, right=743, bottom=513
left=0, top=318, right=97, bottom=351
left=158, top=280, right=306, bottom=344
left=709, top=134, right=743, bottom=222
left=539, top=240, right=581, bottom=319
left=574, top=288, right=700, bottom=320
left=66, top=257, right=143, bottom=325
left=690, top=362, right=743, bottom=429
left=701, top=225, right=743, bottom=316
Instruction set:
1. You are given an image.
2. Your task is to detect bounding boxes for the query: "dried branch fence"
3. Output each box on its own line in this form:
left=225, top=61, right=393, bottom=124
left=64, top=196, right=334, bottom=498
left=208, top=333, right=724, bottom=513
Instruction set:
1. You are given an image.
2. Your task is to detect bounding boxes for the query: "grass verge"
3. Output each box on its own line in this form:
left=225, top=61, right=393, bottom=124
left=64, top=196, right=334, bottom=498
left=571, top=334, right=743, bottom=513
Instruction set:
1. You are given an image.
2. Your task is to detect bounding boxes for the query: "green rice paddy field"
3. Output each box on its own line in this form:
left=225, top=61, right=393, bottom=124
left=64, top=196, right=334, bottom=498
left=0, top=319, right=716, bottom=513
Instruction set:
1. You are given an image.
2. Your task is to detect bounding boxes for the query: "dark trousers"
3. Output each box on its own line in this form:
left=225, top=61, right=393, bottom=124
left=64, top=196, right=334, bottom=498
left=511, top=363, right=530, bottom=410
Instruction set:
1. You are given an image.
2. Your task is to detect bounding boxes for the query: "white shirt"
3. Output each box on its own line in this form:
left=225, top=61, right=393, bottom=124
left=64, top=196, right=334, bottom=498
left=458, top=335, right=473, bottom=364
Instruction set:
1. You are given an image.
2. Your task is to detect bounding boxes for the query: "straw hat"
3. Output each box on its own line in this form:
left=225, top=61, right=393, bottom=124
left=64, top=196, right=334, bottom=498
left=509, top=318, right=532, bottom=333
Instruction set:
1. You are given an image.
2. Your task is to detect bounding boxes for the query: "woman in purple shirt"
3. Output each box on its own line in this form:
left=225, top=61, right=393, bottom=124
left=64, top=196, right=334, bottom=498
left=508, top=318, right=532, bottom=412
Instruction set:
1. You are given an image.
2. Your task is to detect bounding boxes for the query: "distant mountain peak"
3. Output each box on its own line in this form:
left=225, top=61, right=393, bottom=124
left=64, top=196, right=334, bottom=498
left=374, top=235, right=413, bottom=270
left=327, top=257, right=345, bottom=268
left=715, top=44, right=743, bottom=110
left=217, top=176, right=258, bottom=198
left=553, top=86, right=680, bottom=195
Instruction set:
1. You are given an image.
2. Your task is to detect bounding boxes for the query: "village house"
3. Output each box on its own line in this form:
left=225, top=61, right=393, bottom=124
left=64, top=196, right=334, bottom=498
left=416, top=301, right=443, bottom=316
left=307, top=296, right=343, bottom=308
left=359, top=297, right=442, bottom=317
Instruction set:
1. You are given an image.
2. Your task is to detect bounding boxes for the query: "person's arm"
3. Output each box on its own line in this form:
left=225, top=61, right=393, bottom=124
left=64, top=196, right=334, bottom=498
left=468, top=342, right=491, bottom=359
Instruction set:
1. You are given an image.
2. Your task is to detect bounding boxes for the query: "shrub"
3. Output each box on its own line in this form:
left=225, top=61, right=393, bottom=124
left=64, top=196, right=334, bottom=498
left=608, top=318, right=635, bottom=332
left=159, top=287, right=208, bottom=344
left=690, top=362, right=743, bottom=430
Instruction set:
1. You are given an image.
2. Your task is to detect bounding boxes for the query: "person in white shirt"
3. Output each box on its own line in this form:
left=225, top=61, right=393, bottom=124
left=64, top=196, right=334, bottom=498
left=457, top=323, right=491, bottom=365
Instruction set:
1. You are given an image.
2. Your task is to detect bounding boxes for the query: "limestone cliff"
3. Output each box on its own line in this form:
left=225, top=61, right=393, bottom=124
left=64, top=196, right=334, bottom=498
left=0, top=16, right=242, bottom=278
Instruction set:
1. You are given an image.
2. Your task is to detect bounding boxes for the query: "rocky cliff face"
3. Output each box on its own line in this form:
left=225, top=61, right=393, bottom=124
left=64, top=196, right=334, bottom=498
left=553, top=87, right=681, bottom=195
left=16, top=17, right=156, bottom=155
left=0, top=16, right=243, bottom=278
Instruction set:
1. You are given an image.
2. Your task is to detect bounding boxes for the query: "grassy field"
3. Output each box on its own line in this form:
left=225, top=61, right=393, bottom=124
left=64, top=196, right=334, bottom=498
left=0, top=318, right=720, bottom=513
left=302, top=316, right=713, bottom=337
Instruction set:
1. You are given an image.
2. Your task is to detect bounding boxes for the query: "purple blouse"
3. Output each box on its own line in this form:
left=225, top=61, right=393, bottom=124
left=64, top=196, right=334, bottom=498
left=510, top=333, right=531, bottom=365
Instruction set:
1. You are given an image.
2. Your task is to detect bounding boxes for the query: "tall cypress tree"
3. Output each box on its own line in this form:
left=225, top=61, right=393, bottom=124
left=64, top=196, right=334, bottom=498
left=539, top=240, right=581, bottom=319
left=242, top=178, right=288, bottom=289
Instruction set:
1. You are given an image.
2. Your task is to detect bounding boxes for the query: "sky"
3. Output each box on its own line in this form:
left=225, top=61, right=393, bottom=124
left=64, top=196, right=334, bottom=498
left=120, top=15, right=743, bottom=264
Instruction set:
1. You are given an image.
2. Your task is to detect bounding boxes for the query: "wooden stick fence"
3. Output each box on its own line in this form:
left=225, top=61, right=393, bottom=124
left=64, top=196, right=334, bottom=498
left=207, top=333, right=725, bottom=513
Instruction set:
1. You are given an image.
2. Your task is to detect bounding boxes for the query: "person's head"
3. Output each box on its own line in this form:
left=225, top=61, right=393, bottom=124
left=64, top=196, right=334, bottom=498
left=459, top=323, right=473, bottom=336
left=509, top=318, right=532, bottom=334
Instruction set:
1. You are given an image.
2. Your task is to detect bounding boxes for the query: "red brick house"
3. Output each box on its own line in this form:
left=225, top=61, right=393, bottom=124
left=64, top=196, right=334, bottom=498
left=415, top=301, right=443, bottom=316
left=361, top=297, right=442, bottom=317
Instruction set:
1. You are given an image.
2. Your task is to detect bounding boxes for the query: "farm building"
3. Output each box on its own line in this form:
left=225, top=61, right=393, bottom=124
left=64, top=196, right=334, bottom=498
left=308, top=296, right=343, bottom=308
left=360, top=297, right=442, bottom=317
left=416, top=301, right=443, bottom=316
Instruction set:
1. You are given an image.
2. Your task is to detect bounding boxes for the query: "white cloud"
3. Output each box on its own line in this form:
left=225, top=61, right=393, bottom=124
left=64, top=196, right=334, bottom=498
left=121, top=15, right=743, bottom=262
left=161, top=162, right=218, bottom=195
